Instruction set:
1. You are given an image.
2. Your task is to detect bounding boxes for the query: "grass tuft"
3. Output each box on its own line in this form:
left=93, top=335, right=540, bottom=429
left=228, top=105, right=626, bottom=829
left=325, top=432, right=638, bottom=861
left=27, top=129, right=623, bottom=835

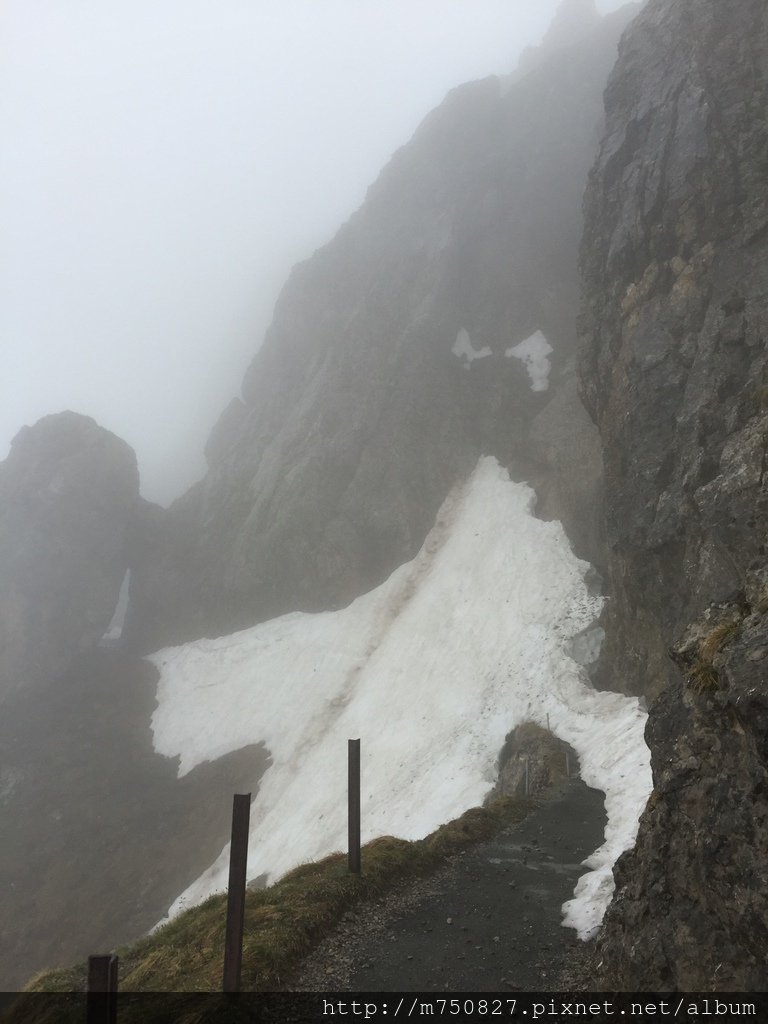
left=685, top=620, right=741, bottom=694
left=698, top=621, right=741, bottom=664
left=687, top=661, right=720, bottom=695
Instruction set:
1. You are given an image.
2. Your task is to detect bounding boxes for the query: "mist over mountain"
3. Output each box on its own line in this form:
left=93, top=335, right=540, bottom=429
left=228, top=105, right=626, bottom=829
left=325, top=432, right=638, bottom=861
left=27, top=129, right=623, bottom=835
left=2, top=0, right=626, bottom=508
left=129, top=3, right=636, bottom=651
left=3, top=0, right=768, bottom=999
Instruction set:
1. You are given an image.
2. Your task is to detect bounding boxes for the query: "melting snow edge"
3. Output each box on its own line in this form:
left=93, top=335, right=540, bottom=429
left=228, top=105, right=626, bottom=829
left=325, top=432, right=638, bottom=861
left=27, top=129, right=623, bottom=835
left=148, top=456, right=651, bottom=940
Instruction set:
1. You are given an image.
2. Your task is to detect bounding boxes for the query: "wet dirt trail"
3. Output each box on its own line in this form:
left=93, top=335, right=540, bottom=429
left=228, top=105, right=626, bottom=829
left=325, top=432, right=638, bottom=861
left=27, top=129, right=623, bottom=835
left=294, top=777, right=606, bottom=992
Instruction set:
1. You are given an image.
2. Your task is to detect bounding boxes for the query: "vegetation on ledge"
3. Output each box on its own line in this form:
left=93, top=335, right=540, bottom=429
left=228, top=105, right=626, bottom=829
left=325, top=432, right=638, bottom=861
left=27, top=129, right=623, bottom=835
left=22, top=795, right=535, bottom=1000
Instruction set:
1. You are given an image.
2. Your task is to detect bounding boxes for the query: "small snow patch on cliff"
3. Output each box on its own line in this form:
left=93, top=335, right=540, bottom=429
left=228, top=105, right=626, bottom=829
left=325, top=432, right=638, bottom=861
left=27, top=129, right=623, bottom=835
left=506, top=330, right=553, bottom=391
left=100, top=569, right=131, bottom=645
left=452, top=328, right=491, bottom=367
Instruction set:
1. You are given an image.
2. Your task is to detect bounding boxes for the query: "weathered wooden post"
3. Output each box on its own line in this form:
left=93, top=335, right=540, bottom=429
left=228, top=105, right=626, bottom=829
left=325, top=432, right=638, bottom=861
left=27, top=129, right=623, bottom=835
left=348, top=738, right=361, bottom=874
left=222, top=793, right=251, bottom=993
left=86, top=954, right=118, bottom=1024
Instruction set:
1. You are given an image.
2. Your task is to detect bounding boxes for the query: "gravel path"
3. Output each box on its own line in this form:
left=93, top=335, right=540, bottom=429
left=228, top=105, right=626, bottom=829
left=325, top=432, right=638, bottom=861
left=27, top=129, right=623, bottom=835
left=292, top=777, right=606, bottom=992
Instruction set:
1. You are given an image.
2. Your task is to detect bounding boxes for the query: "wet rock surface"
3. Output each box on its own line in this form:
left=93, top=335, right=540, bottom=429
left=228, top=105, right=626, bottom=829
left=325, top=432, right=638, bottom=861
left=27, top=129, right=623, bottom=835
left=579, top=0, right=768, bottom=699
left=579, top=0, right=768, bottom=989
left=292, top=779, right=605, bottom=992
left=596, top=594, right=768, bottom=990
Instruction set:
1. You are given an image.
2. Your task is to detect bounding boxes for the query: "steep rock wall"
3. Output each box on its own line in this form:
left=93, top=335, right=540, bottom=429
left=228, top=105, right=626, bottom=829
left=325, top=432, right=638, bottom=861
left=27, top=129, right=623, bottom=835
left=578, top=0, right=768, bottom=988
left=580, top=0, right=768, bottom=698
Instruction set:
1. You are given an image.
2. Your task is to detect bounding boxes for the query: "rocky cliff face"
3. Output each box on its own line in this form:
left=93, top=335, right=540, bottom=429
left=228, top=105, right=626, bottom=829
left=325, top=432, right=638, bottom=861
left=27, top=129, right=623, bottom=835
left=580, top=0, right=768, bottom=699
left=578, top=0, right=768, bottom=988
left=0, top=412, right=139, bottom=701
left=597, top=592, right=768, bottom=989
left=133, top=4, right=637, bottom=650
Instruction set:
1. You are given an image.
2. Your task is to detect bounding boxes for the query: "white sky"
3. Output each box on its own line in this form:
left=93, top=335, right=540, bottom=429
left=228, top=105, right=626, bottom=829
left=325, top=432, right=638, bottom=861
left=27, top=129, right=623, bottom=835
left=1, top=1, right=628, bottom=505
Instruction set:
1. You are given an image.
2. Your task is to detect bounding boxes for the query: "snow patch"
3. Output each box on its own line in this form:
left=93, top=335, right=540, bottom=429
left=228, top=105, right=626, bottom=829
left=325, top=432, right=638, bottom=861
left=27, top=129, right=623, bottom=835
left=506, top=330, right=553, bottom=391
left=100, top=569, right=130, bottom=645
left=149, top=457, right=651, bottom=939
left=452, top=328, right=491, bottom=368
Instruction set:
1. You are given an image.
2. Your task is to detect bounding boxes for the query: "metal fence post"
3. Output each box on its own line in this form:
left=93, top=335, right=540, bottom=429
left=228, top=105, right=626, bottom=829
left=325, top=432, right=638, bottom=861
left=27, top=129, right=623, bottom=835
left=86, top=954, right=118, bottom=1024
left=222, top=793, right=251, bottom=992
left=348, top=739, right=361, bottom=874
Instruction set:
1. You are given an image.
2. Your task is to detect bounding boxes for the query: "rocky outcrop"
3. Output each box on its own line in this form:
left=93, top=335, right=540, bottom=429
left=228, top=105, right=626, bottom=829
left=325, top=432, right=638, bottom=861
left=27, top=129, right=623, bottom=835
left=0, top=412, right=139, bottom=700
left=133, top=4, right=637, bottom=649
left=489, top=721, right=576, bottom=800
left=578, top=0, right=768, bottom=990
left=597, top=590, right=768, bottom=989
left=517, top=0, right=601, bottom=74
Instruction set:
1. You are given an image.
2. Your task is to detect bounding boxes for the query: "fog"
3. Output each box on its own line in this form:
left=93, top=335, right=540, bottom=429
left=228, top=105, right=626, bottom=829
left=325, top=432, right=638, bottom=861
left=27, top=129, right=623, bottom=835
left=1, top=0, right=628, bottom=505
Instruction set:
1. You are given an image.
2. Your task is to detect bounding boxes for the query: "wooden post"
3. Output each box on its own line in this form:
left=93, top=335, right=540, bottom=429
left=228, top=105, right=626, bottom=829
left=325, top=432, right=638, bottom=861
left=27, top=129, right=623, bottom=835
left=524, top=755, right=529, bottom=796
left=222, top=793, right=251, bottom=993
left=86, top=954, right=118, bottom=1024
left=348, top=739, right=361, bottom=874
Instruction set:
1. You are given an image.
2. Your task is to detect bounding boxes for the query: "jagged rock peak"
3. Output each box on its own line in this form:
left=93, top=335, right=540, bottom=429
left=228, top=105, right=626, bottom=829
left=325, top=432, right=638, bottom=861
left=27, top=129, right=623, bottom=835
left=514, top=0, right=604, bottom=78
left=542, top=0, right=600, bottom=53
left=4, top=409, right=133, bottom=473
left=0, top=411, right=140, bottom=700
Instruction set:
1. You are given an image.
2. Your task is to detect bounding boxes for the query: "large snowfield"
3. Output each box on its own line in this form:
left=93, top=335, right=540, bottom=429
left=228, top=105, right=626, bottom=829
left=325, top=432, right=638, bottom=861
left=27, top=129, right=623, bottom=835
left=149, top=457, right=652, bottom=939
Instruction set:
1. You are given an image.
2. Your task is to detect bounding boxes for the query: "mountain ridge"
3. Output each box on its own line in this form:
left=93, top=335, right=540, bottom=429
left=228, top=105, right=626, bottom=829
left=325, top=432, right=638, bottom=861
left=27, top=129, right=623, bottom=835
left=128, top=6, right=637, bottom=653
